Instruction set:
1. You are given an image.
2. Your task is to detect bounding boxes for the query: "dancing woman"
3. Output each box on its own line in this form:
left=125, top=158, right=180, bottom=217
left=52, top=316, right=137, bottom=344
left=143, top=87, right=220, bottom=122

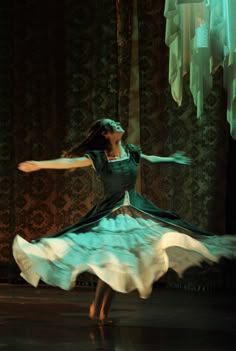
left=13, top=118, right=236, bottom=325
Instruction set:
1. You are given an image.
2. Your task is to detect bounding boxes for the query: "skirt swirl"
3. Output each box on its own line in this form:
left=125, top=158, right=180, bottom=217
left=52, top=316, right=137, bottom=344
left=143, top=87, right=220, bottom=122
left=13, top=206, right=235, bottom=298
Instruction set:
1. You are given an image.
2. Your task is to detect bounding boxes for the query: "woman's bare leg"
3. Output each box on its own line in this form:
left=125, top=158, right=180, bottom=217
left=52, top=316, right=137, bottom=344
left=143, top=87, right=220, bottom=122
left=99, top=284, right=115, bottom=321
left=89, top=279, right=115, bottom=323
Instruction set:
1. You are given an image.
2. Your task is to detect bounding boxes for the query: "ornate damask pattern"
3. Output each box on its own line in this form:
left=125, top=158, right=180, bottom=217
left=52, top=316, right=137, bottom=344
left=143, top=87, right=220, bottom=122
left=0, top=0, right=233, bottom=290
left=0, top=0, right=14, bottom=279
left=116, top=0, right=133, bottom=132
left=63, top=0, right=118, bottom=213
left=13, top=0, right=67, bottom=242
left=1, top=0, right=122, bottom=282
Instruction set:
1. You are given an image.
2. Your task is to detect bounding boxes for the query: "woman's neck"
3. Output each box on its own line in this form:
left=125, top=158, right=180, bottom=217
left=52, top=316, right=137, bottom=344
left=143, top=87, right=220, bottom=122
left=107, top=140, right=124, bottom=158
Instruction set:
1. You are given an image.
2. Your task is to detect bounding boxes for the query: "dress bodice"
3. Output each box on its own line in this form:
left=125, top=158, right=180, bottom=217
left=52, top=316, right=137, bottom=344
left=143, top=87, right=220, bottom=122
left=85, top=145, right=141, bottom=199
left=42, top=144, right=214, bottom=238
left=101, top=157, right=138, bottom=196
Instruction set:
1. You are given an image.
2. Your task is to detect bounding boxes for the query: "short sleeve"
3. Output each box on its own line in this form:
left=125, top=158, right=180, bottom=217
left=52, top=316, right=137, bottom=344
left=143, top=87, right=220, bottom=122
left=127, top=144, right=142, bottom=165
left=84, top=150, right=106, bottom=174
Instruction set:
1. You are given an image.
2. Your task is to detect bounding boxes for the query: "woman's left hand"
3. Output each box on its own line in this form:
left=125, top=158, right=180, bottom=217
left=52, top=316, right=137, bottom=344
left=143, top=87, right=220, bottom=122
left=171, top=151, right=191, bottom=165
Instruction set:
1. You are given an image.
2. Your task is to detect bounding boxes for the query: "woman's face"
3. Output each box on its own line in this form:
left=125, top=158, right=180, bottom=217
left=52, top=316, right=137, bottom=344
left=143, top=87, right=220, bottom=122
left=103, top=119, right=125, bottom=140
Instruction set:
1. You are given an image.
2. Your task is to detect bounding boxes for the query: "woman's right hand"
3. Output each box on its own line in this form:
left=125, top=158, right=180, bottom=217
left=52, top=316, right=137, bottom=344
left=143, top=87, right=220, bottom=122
left=18, top=161, right=41, bottom=173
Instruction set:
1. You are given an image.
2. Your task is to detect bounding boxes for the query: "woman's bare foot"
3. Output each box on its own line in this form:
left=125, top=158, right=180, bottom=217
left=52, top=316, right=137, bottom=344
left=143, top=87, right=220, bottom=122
left=98, top=312, right=113, bottom=325
left=90, top=306, right=114, bottom=325
left=98, top=318, right=113, bottom=326
left=89, top=303, right=99, bottom=321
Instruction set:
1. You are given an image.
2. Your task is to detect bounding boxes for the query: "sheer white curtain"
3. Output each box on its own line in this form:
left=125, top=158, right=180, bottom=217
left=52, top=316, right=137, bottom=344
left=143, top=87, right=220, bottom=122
left=165, top=0, right=236, bottom=138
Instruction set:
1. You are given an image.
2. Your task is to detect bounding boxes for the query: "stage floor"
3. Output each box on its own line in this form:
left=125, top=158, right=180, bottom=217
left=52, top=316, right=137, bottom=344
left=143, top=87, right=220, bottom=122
left=0, top=284, right=235, bottom=351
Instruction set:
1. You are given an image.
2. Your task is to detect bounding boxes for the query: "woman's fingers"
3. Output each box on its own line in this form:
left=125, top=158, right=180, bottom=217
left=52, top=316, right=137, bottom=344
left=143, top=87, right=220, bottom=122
left=18, top=161, right=39, bottom=172
left=172, top=152, right=192, bottom=165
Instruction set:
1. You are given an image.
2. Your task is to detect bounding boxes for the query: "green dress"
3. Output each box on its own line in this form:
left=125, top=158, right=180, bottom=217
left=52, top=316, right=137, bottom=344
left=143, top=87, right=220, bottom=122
left=41, top=145, right=213, bottom=237
left=12, top=145, right=236, bottom=298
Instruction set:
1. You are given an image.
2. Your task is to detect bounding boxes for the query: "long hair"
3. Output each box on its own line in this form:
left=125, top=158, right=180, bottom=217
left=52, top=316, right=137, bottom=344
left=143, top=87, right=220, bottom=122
left=62, top=119, right=117, bottom=158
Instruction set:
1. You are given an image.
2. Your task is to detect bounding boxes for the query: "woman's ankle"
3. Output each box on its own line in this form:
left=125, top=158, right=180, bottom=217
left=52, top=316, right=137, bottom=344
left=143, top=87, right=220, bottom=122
left=99, top=311, right=110, bottom=321
left=89, top=302, right=99, bottom=320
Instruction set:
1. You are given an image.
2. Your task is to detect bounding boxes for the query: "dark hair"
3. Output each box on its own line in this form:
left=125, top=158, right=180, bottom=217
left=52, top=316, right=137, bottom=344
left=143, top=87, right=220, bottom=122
left=62, top=119, right=117, bottom=157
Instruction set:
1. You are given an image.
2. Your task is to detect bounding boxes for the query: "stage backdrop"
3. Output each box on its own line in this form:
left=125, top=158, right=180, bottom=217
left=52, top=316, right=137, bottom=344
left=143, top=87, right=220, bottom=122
left=0, top=0, right=235, bottom=289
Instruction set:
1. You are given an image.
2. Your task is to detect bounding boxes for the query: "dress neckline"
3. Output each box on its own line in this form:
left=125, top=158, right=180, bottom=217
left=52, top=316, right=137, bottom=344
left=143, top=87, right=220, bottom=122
left=104, top=151, right=130, bottom=162
left=107, top=155, right=130, bottom=162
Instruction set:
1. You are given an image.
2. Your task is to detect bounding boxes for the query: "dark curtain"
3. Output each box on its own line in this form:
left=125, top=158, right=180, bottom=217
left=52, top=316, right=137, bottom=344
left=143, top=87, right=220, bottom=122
left=226, top=137, right=236, bottom=234
left=0, top=0, right=235, bottom=289
left=0, top=0, right=134, bottom=282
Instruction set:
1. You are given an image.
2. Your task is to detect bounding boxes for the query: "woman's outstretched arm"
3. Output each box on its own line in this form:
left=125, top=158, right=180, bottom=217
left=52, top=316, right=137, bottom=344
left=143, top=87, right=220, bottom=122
left=18, top=157, right=92, bottom=173
left=141, top=151, right=191, bottom=165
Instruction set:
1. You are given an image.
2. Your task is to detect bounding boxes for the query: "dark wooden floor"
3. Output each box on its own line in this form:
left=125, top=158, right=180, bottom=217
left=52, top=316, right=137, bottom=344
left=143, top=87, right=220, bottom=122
left=0, top=284, right=235, bottom=350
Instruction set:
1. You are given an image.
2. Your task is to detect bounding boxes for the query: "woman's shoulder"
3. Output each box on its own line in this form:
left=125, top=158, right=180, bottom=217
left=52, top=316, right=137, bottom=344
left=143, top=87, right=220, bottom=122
left=126, top=144, right=141, bottom=153
left=84, top=149, right=106, bottom=173
left=85, top=149, right=105, bottom=158
left=126, top=144, right=142, bottom=164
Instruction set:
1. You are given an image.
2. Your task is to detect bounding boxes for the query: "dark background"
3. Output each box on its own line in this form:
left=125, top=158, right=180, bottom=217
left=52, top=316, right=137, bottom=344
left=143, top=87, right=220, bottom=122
left=0, top=0, right=235, bottom=288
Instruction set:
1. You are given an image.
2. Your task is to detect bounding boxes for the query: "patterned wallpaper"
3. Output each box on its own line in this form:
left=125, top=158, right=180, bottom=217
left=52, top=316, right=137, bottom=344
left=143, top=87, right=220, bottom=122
left=0, top=0, right=233, bottom=288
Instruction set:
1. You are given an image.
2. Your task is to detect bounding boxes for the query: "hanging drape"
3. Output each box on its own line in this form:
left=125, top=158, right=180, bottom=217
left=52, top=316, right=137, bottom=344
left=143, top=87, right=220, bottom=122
left=165, top=0, right=236, bottom=139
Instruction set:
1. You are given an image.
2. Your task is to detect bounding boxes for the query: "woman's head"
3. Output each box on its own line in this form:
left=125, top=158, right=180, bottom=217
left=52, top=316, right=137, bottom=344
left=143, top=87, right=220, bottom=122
left=95, top=118, right=124, bottom=139
left=63, top=118, right=125, bottom=157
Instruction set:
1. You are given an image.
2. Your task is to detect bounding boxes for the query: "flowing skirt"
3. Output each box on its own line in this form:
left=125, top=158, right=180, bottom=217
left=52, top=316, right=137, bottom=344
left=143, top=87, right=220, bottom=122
left=12, top=206, right=236, bottom=298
